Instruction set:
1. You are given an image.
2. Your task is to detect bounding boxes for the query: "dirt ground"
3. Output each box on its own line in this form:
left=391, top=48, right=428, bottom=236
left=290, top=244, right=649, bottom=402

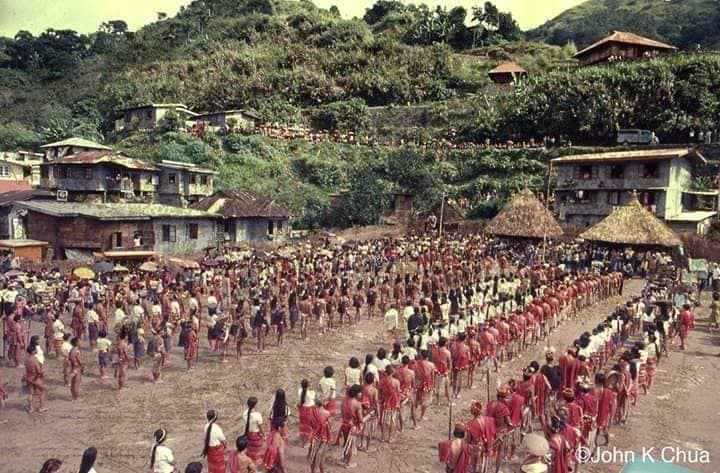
left=1, top=278, right=718, bottom=473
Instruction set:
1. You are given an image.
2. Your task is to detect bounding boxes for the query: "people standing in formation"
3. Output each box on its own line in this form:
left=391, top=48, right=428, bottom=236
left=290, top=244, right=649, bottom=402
left=0, top=235, right=696, bottom=472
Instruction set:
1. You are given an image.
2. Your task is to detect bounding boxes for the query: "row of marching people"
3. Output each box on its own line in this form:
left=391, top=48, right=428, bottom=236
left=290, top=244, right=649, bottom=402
left=438, top=278, right=697, bottom=473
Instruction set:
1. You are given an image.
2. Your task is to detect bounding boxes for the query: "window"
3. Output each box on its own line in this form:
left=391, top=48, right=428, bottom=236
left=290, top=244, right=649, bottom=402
left=186, top=223, right=199, bottom=240
left=607, top=191, right=622, bottom=205
left=162, top=224, right=176, bottom=242
left=642, top=163, right=660, bottom=179
left=109, top=232, right=122, bottom=248
left=40, top=165, right=49, bottom=179
left=575, top=165, right=594, bottom=180
left=84, top=168, right=93, bottom=180
left=168, top=173, right=177, bottom=184
left=574, top=190, right=593, bottom=205
left=189, top=174, right=197, bottom=185
left=609, top=165, right=624, bottom=179
left=267, top=220, right=274, bottom=235
left=145, top=110, right=152, bottom=119
left=58, top=167, right=68, bottom=179
left=201, top=175, right=209, bottom=186
left=0, top=165, right=9, bottom=177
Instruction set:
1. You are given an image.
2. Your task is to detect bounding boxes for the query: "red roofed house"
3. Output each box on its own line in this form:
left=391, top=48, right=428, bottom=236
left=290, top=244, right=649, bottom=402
left=487, top=62, right=528, bottom=84
left=191, top=190, right=292, bottom=243
left=574, top=31, right=678, bottom=67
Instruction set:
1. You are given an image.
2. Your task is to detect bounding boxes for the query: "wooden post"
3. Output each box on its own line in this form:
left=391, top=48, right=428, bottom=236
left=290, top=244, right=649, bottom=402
left=438, top=194, right=446, bottom=238
left=486, top=366, right=491, bottom=404
left=542, top=161, right=554, bottom=263
left=448, top=399, right=453, bottom=440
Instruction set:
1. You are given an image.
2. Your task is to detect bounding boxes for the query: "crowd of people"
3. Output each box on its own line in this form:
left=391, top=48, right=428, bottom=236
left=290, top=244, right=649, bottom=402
left=0, top=233, right=699, bottom=472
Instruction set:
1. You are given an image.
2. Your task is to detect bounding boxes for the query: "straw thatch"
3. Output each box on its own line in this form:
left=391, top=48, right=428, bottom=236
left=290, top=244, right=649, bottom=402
left=485, top=188, right=563, bottom=239
left=579, top=193, right=682, bottom=247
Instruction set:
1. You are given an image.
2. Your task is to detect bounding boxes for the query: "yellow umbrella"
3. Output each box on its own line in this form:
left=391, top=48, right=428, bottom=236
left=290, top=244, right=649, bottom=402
left=139, top=261, right=158, bottom=272
left=113, top=264, right=129, bottom=272
left=73, top=267, right=95, bottom=280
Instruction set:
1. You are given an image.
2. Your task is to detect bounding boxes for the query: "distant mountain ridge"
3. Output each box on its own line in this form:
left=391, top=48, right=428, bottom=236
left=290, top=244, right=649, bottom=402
left=530, top=0, right=720, bottom=50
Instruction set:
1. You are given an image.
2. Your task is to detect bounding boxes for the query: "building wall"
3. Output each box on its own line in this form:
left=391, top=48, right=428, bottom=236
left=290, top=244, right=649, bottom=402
left=151, top=218, right=217, bottom=253
left=233, top=218, right=289, bottom=243
left=0, top=161, right=30, bottom=182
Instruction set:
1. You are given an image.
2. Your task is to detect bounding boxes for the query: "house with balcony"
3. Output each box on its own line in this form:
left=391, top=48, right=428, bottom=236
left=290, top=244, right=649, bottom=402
left=39, top=151, right=159, bottom=202
left=41, top=137, right=113, bottom=162
left=156, top=160, right=216, bottom=206
left=0, top=150, right=43, bottom=185
left=552, top=148, right=717, bottom=235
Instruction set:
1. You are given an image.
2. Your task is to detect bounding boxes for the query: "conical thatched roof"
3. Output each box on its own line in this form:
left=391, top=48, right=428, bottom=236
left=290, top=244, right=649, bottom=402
left=485, top=188, right=563, bottom=239
left=580, top=193, right=682, bottom=247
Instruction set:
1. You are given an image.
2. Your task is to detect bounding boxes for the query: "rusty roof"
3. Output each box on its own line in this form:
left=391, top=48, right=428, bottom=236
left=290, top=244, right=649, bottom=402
left=0, top=188, right=54, bottom=205
left=575, top=31, right=677, bottom=58
left=191, top=190, right=291, bottom=218
left=13, top=201, right=218, bottom=220
left=55, top=151, right=158, bottom=171
left=488, top=62, right=527, bottom=75
left=550, top=148, right=705, bottom=165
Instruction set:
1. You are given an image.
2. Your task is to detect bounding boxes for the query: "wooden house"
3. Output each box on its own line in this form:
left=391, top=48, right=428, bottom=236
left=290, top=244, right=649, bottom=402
left=487, top=62, right=527, bottom=84
left=574, top=31, right=677, bottom=67
left=41, top=137, right=112, bottom=162
left=190, top=109, right=260, bottom=133
left=115, top=103, right=198, bottom=132
left=156, top=160, right=216, bottom=206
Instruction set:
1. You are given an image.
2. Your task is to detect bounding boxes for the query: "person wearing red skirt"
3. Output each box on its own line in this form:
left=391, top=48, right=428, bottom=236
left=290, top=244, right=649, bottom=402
left=201, top=410, right=227, bottom=473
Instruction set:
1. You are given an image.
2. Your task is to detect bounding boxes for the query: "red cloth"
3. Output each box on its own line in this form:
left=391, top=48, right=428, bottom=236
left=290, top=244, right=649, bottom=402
left=438, top=440, right=472, bottom=473
left=246, top=432, right=263, bottom=462
left=452, top=342, right=469, bottom=371
left=262, top=432, right=281, bottom=471
left=559, top=355, right=580, bottom=391
left=415, top=360, right=434, bottom=393
left=206, top=444, right=226, bottom=473
left=486, top=400, right=511, bottom=432
left=465, top=416, right=496, bottom=456
left=298, top=405, right=314, bottom=440
left=379, top=373, right=400, bottom=415
left=432, top=346, right=449, bottom=376
left=534, top=373, right=550, bottom=418
left=309, top=406, right=331, bottom=442
left=507, top=393, right=525, bottom=426
left=679, top=310, right=695, bottom=339
left=340, top=394, right=361, bottom=436
left=565, top=401, right=582, bottom=428
left=323, top=398, right=336, bottom=418
left=596, top=387, right=613, bottom=429
left=548, top=433, right=569, bottom=473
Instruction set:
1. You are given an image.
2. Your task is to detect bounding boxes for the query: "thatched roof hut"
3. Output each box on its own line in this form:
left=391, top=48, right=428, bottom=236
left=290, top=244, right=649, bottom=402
left=485, top=188, right=563, bottom=239
left=580, top=192, right=682, bottom=247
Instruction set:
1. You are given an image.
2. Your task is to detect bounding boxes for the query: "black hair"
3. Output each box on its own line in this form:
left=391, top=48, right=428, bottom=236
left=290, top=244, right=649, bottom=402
left=39, top=459, right=62, bottom=473
left=453, top=427, right=465, bottom=439
left=271, top=389, right=287, bottom=422
left=150, top=428, right=166, bottom=468
left=235, top=436, right=248, bottom=452
left=202, top=410, right=217, bottom=457
left=185, top=461, right=204, bottom=473
left=240, top=397, right=257, bottom=438
left=349, top=357, right=360, bottom=369
left=364, top=372, right=375, bottom=384
left=323, top=366, right=334, bottom=378
left=348, top=384, right=363, bottom=398
left=300, top=379, right=309, bottom=405
left=78, top=447, right=97, bottom=473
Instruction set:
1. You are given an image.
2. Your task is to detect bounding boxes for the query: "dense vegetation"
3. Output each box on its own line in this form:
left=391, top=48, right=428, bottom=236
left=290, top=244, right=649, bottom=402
left=530, top=0, right=720, bottom=50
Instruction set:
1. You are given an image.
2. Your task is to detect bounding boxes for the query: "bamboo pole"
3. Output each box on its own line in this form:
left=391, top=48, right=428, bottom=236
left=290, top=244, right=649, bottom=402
left=542, top=161, right=554, bottom=263
left=438, top=194, right=446, bottom=238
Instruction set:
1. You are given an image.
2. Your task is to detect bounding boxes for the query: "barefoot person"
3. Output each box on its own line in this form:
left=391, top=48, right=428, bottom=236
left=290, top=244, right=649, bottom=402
left=339, top=384, right=363, bottom=469
left=262, top=418, right=288, bottom=473
left=201, top=410, right=226, bottom=473
left=438, top=424, right=472, bottom=473
left=23, top=344, right=47, bottom=413
left=68, top=337, right=83, bottom=401
left=308, top=399, right=331, bottom=473
left=117, top=331, right=130, bottom=390
left=242, top=396, right=264, bottom=465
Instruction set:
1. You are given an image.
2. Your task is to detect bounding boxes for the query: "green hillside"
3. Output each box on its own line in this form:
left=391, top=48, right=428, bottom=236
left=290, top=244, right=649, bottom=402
left=530, top=0, right=720, bottom=50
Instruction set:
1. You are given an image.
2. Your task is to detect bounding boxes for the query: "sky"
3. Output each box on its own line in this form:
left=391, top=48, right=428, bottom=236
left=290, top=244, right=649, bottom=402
left=0, top=0, right=587, bottom=37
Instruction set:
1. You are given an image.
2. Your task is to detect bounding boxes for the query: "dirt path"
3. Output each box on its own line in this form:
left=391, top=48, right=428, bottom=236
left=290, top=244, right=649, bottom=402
left=0, top=280, right=643, bottom=472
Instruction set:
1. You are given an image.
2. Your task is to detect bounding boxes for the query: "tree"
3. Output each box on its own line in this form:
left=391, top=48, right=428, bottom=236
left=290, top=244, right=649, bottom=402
left=157, top=12, right=168, bottom=21
left=0, top=122, right=41, bottom=150
left=329, top=5, right=341, bottom=18
left=363, top=0, right=406, bottom=25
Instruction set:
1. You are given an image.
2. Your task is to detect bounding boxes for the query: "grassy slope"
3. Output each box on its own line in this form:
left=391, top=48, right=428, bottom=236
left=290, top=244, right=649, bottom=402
left=530, top=0, right=720, bottom=50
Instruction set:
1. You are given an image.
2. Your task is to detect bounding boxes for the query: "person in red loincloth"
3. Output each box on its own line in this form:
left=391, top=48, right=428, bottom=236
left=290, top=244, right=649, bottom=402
left=465, top=400, right=497, bottom=469
left=339, top=384, right=363, bottom=469
left=486, top=386, right=512, bottom=437
left=594, top=372, right=613, bottom=444
left=546, top=416, right=570, bottom=473
left=378, top=365, right=401, bottom=442
left=263, top=418, right=288, bottom=473
left=117, top=330, right=131, bottom=390
left=414, top=349, right=436, bottom=421
left=433, top=338, right=452, bottom=405
left=23, top=343, right=47, bottom=413
left=451, top=333, right=470, bottom=399
left=395, top=355, right=417, bottom=430
left=558, top=347, right=580, bottom=395
left=438, top=423, right=472, bottom=473
left=558, top=388, right=582, bottom=430
left=465, top=328, right=481, bottom=389
left=308, top=398, right=331, bottom=473
left=201, top=410, right=227, bottom=473
left=359, top=372, right=379, bottom=452
left=678, top=303, right=695, bottom=350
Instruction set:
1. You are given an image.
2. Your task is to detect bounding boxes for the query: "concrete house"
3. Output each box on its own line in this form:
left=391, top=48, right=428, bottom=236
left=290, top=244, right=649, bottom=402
left=190, top=109, right=260, bottom=133
left=0, top=150, right=43, bottom=185
left=115, top=103, right=198, bottom=132
left=156, top=160, right=216, bottom=206
left=574, top=31, right=677, bottom=67
left=39, top=151, right=158, bottom=202
left=191, top=190, right=291, bottom=243
left=7, top=201, right=220, bottom=258
left=552, top=148, right=717, bottom=235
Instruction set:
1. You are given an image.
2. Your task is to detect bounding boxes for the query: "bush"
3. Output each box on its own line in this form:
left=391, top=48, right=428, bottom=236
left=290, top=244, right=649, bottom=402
left=311, top=98, right=368, bottom=131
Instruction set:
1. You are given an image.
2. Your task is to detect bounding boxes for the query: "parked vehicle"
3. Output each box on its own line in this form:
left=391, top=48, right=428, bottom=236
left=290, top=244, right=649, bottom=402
left=617, top=129, right=655, bottom=145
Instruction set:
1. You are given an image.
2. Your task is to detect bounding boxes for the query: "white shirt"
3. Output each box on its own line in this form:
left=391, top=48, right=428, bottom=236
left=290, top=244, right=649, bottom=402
left=345, top=367, right=361, bottom=386
left=86, top=309, right=99, bottom=324
left=384, top=308, right=399, bottom=330
left=152, top=445, right=174, bottom=473
left=52, top=319, right=65, bottom=340
left=204, top=422, right=226, bottom=447
left=241, top=410, right=263, bottom=433
left=61, top=341, right=72, bottom=357
left=373, top=357, right=391, bottom=372
left=298, top=387, right=316, bottom=407
left=35, top=346, right=45, bottom=365
left=318, top=377, right=336, bottom=400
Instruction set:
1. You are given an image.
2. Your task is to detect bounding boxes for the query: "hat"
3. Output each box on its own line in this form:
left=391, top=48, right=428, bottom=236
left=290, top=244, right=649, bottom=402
left=470, top=400, right=483, bottom=416
left=522, top=433, right=550, bottom=456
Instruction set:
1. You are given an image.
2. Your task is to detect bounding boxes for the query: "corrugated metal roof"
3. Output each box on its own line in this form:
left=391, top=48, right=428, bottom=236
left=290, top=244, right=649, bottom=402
left=55, top=151, right=157, bottom=171
left=157, top=160, right=217, bottom=174
left=0, top=188, right=54, bottom=205
left=191, top=190, right=291, bottom=218
left=550, top=148, right=706, bottom=165
left=40, top=137, right=112, bottom=150
left=488, top=62, right=527, bottom=75
left=575, top=31, right=677, bottom=58
left=14, top=201, right=218, bottom=220
left=665, top=211, right=717, bottom=222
